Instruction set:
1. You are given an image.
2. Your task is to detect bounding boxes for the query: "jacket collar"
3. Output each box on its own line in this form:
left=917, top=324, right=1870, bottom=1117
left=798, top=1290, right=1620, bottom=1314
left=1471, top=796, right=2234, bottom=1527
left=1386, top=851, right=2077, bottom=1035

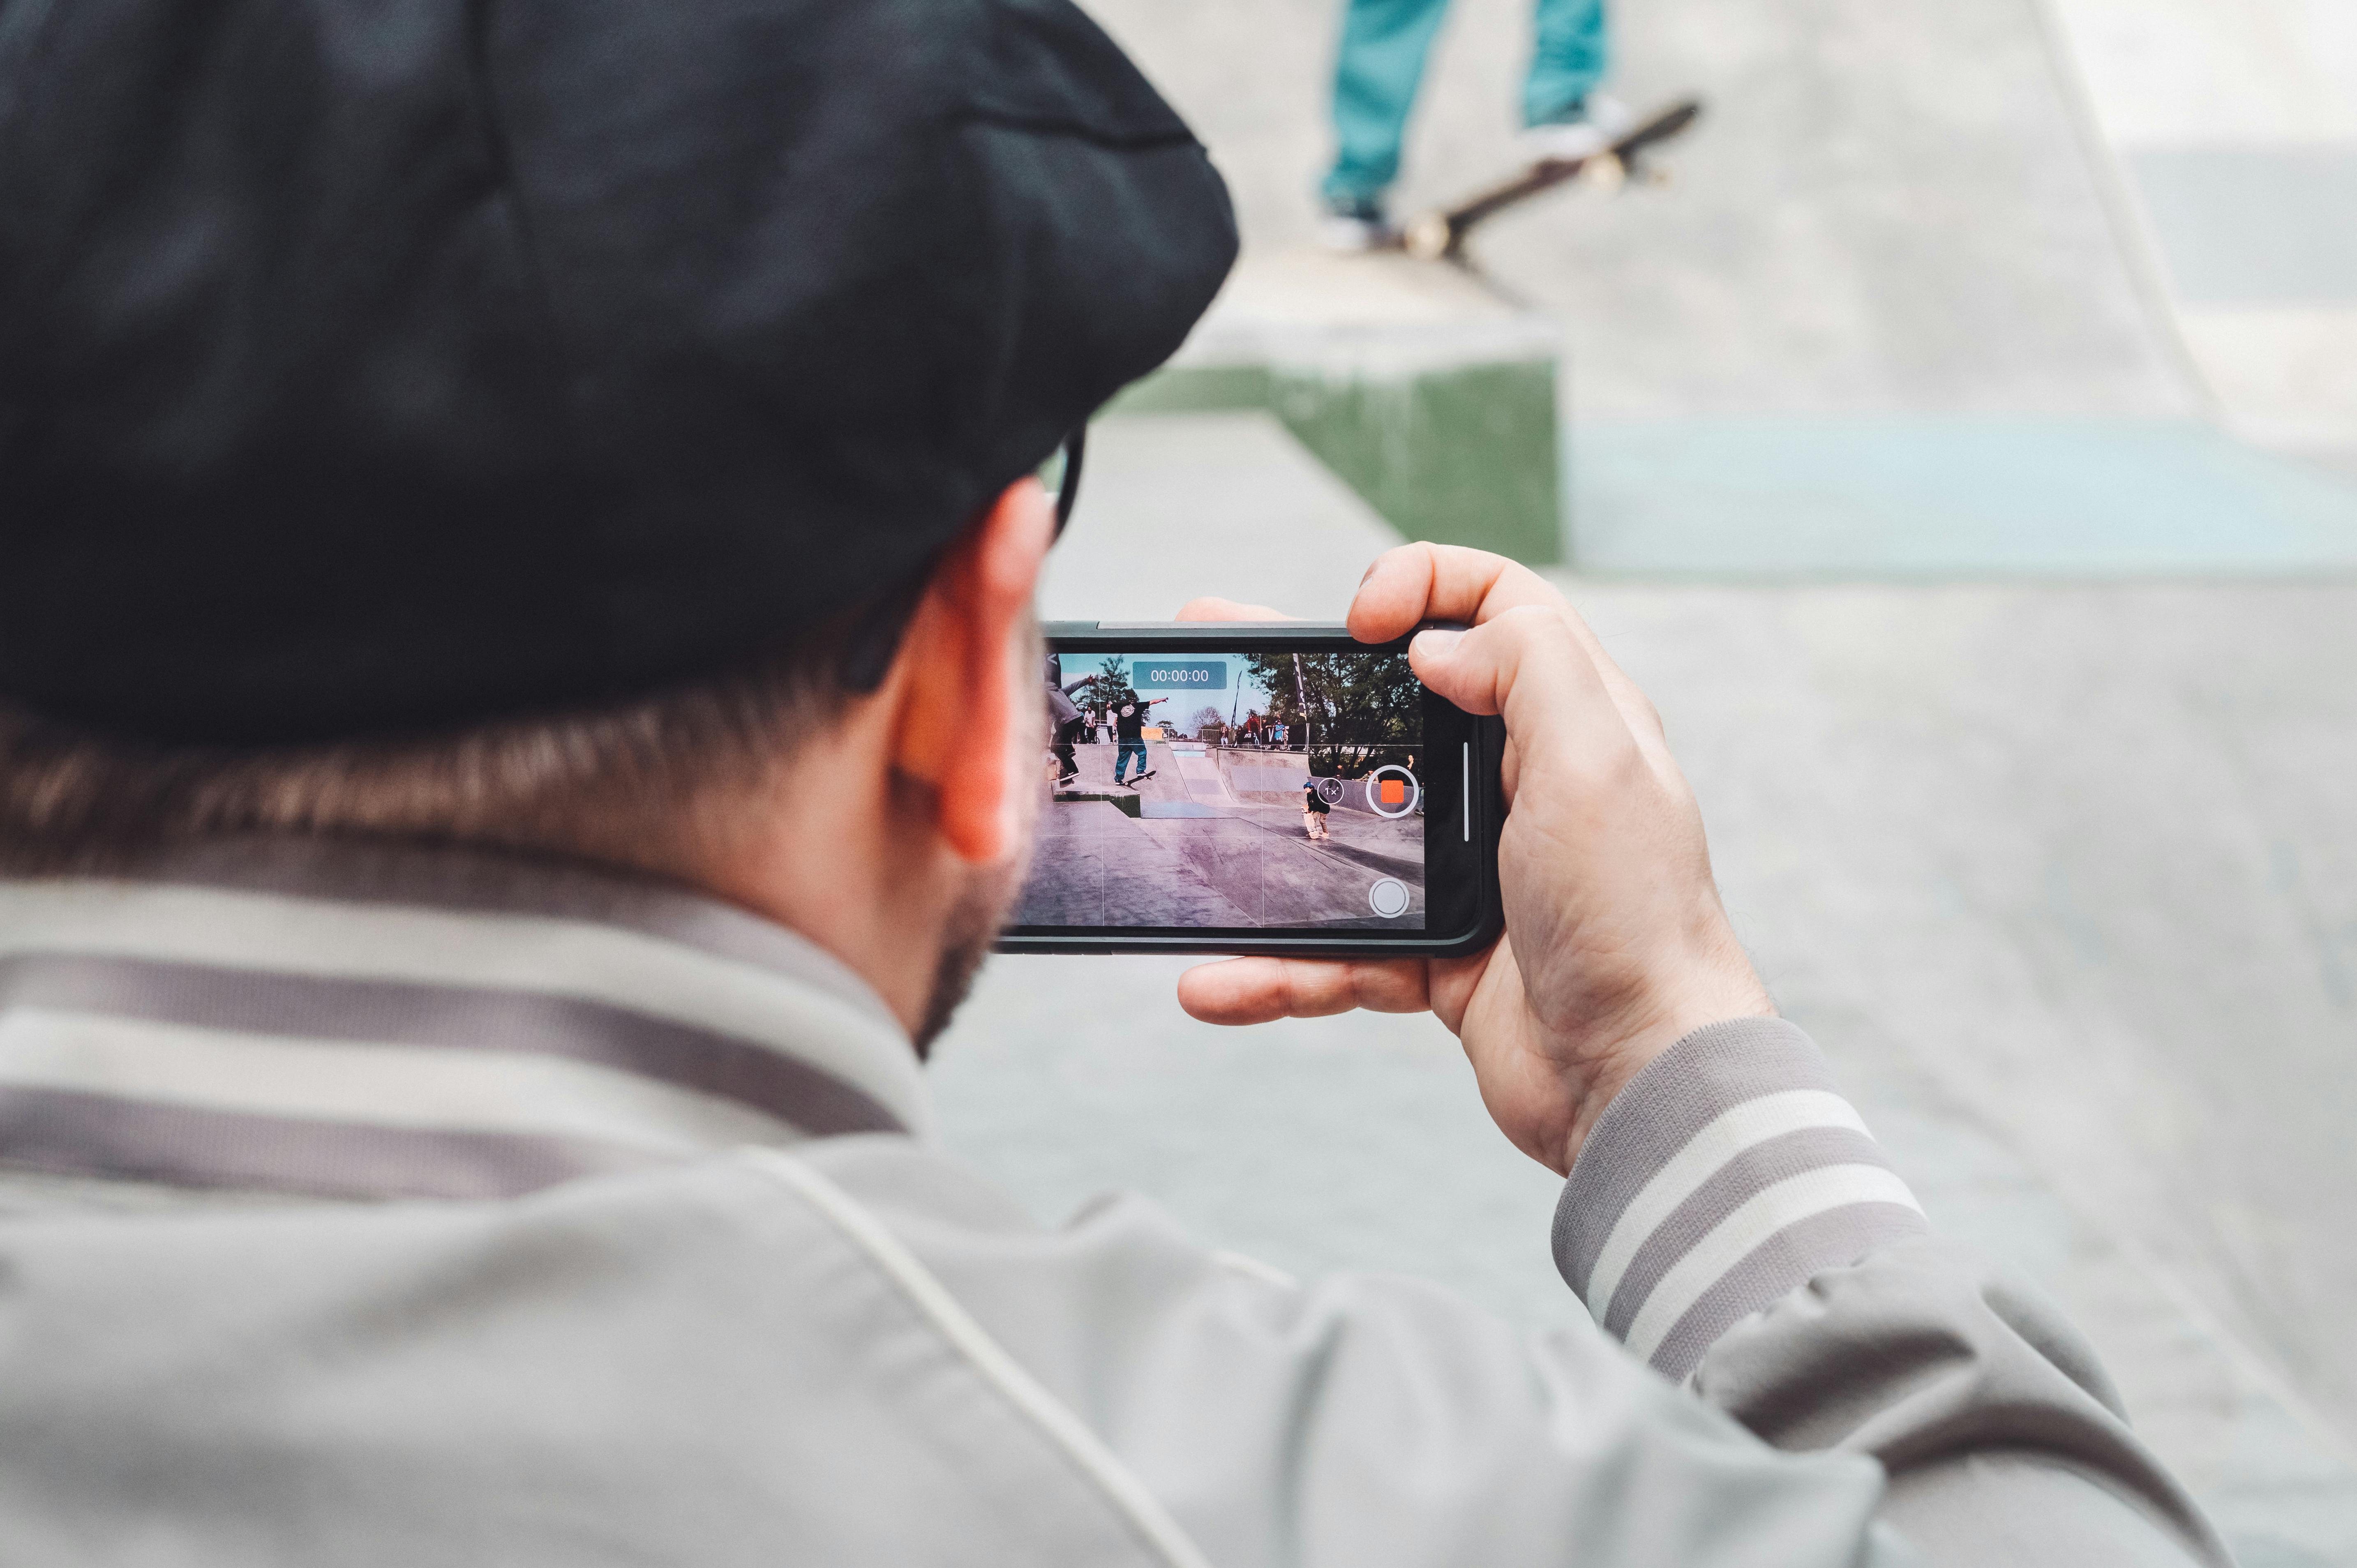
left=0, top=836, right=925, bottom=1201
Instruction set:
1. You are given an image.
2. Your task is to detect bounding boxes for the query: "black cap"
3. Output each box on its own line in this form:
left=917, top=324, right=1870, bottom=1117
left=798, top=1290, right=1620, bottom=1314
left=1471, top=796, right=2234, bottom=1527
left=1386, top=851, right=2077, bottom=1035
left=0, top=0, right=1235, bottom=744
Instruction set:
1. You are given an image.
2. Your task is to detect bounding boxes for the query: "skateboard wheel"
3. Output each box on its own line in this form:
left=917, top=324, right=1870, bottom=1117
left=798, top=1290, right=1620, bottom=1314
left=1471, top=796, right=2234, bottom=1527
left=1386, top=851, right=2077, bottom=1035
left=1402, top=212, right=1452, bottom=262
left=1578, top=152, right=1626, bottom=195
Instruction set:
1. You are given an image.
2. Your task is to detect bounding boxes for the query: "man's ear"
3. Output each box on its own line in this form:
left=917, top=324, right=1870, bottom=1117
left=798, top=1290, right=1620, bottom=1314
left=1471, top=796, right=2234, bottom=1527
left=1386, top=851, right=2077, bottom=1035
left=889, top=477, right=1057, bottom=864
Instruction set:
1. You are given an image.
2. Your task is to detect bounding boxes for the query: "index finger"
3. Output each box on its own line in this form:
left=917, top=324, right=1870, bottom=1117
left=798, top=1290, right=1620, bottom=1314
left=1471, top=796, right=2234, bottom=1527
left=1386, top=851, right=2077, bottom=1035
left=1349, top=542, right=1665, bottom=747
left=1346, top=544, right=1567, bottom=643
left=1177, top=956, right=1430, bottom=1024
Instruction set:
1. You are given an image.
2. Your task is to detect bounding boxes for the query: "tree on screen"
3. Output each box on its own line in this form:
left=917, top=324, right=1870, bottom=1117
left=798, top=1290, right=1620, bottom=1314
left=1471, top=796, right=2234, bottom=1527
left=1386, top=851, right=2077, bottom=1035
left=1241, top=651, right=1418, bottom=777
left=1063, top=655, right=1132, bottom=715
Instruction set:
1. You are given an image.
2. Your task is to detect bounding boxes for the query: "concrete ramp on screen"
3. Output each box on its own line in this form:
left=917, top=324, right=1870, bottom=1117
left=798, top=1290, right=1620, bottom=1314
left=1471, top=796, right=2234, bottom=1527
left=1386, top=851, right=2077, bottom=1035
left=1029, top=742, right=1428, bottom=928
left=1017, top=796, right=1254, bottom=926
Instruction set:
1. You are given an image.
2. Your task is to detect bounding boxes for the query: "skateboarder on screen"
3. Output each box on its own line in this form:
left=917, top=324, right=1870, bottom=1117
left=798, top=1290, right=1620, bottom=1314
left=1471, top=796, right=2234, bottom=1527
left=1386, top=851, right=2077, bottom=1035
left=1043, top=655, right=1090, bottom=789
left=1302, top=777, right=1334, bottom=841
left=1110, top=687, right=1166, bottom=785
left=1319, top=0, right=1629, bottom=249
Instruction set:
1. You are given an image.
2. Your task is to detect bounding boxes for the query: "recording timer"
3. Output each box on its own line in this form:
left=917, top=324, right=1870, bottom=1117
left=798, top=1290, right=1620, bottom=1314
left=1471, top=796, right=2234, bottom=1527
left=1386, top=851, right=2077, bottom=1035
left=1132, top=660, right=1227, bottom=689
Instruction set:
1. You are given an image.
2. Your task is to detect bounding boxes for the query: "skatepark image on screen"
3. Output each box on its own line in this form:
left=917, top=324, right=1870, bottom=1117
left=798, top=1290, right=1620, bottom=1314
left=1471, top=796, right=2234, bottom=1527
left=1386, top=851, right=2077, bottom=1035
left=1019, top=649, right=1427, bottom=930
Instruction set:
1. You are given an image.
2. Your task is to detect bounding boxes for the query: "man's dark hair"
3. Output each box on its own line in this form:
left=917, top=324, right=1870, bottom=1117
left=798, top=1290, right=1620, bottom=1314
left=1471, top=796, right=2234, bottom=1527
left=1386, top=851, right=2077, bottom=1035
left=0, top=628, right=861, bottom=879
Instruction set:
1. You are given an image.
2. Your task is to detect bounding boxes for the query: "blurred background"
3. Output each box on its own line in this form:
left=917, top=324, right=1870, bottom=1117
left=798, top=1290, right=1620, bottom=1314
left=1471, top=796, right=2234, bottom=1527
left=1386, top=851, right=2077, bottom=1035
left=930, top=2, right=2357, bottom=1561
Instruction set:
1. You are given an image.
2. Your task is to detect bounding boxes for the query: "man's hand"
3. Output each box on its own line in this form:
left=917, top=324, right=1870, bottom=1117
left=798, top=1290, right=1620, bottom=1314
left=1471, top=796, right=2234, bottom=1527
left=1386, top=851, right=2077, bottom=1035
left=1173, top=549, right=1772, bottom=1176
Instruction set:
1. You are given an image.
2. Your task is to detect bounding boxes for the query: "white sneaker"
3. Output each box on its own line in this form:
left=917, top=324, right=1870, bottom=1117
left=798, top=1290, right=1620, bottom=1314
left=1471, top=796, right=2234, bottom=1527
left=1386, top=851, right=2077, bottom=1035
left=1519, top=93, right=1633, bottom=163
left=1316, top=196, right=1394, bottom=254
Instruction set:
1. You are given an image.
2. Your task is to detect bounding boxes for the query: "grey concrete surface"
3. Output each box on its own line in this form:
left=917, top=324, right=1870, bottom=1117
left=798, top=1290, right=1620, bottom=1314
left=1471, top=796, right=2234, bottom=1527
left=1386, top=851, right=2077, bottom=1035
left=2309, top=447, right=2357, bottom=484
left=1134, top=249, right=1566, bottom=561
left=947, top=406, right=2357, bottom=1561
left=1039, top=411, right=1399, bottom=618
left=1017, top=796, right=1254, bottom=927
left=1593, top=577, right=2357, bottom=1430
left=1085, top=0, right=2195, bottom=419
left=2127, top=147, right=2357, bottom=307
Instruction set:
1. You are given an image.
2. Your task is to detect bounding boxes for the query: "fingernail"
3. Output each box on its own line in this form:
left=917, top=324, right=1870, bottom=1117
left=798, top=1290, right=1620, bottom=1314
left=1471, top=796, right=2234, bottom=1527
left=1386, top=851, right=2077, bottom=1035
left=1359, top=560, right=1380, bottom=585
left=1412, top=629, right=1461, bottom=657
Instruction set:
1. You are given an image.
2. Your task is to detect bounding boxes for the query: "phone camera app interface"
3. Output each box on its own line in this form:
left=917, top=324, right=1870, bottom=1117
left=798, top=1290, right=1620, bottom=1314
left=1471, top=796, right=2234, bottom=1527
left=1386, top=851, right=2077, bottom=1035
left=1024, top=648, right=1427, bottom=931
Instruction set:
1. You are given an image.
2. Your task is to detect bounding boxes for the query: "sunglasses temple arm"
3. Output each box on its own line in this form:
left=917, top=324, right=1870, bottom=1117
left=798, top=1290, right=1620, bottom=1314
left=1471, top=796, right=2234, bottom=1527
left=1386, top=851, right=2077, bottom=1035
left=1054, top=426, right=1086, bottom=537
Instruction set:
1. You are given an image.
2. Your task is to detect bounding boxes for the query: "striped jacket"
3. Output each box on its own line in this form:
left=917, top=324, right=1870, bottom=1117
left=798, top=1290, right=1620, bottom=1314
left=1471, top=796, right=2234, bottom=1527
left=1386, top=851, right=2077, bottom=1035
left=0, top=837, right=2223, bottom=1565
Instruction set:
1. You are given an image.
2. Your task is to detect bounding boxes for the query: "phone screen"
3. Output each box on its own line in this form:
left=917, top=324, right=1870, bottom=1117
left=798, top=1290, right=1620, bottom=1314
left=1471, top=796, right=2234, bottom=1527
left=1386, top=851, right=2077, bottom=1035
left=1020, top=645, right=1439, bottom=932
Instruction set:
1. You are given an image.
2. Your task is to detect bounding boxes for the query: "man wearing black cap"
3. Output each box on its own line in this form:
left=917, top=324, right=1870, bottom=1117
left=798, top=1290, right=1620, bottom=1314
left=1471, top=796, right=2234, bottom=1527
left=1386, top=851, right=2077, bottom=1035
left=0, top=0, right=2224, bottom=1563
left=1110, top=683, right=1166, bottom=785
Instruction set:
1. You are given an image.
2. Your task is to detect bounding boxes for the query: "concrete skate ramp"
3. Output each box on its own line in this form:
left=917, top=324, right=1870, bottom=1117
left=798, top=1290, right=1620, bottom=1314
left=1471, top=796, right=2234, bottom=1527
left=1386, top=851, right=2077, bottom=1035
left=1137, top=742, right=1241, bottom=809
left=1036, top=745, right=1428, bottom=927
left=1165, top=744, right=1239, bottom=803
left=1084, top=0, right=2190, bottom=419
left=1224, top=759, right=1309, bottom=802
left=1132, top=807, right=1428, bottom=929
left=1062, top=741, right=1227, bottom=799
left=1036, top=413, right=1403, bottom=620
left=1016, top=798, right=1255, bottom=927
left=1079, top=0, right=2357, bottom=572
left=1216, top=752, right=1401, bottom=815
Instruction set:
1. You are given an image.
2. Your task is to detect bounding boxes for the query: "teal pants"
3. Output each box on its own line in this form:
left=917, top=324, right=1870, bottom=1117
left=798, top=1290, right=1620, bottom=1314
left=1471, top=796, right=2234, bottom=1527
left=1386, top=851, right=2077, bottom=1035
left=1323, top=0, right=1609, bottom=203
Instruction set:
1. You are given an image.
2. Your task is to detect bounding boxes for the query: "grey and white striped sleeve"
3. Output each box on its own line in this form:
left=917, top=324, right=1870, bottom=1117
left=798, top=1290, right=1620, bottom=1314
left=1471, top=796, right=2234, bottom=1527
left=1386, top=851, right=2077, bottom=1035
left=1552, top=1017, right=1928, bottom=1383
left=1552, top=1016, right=2230, bottom=1566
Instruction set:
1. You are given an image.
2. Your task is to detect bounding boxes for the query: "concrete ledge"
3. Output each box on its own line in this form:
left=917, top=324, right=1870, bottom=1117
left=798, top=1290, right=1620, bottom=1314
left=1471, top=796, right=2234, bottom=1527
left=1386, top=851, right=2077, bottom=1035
left=1053, top=785, right=1142, bottom=818
left=1115, top=251, right=1565, bottom=564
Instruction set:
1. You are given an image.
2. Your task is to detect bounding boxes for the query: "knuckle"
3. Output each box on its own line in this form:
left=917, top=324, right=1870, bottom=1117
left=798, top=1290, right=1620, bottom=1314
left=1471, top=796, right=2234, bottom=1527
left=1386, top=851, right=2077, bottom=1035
left=1485, top=604, right=1577, bottom=659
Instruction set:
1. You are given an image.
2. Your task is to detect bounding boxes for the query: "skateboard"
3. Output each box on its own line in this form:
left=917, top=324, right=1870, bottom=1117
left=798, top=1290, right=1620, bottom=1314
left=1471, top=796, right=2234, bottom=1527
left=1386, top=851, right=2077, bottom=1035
left=1397, top=97, right=1702, bottom=264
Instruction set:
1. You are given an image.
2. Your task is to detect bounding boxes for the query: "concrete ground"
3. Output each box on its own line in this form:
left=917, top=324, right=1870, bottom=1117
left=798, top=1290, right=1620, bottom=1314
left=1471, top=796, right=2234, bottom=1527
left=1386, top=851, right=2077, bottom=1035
left=1019, top=739, right=1426, bottom=929
left=933, top=417, right=2357, bottom=1566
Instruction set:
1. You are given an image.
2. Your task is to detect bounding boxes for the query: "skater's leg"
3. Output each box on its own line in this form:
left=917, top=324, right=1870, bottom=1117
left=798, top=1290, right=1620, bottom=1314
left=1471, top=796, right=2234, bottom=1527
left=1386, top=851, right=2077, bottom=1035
left=1322, top=0, right=1454, bottom=204
left=1523, top=0, right=1608, bottom=127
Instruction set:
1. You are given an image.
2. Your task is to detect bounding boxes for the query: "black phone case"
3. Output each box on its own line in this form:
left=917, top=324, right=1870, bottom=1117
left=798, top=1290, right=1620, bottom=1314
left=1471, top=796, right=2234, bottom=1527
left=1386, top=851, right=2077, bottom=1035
left=998, top=621, right=1505, bottom=958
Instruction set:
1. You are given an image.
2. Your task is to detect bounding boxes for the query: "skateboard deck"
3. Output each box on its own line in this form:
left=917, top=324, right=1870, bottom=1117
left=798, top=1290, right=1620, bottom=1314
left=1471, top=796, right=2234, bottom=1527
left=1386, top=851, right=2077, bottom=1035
left=1399, top=97, right=1703, bottom=263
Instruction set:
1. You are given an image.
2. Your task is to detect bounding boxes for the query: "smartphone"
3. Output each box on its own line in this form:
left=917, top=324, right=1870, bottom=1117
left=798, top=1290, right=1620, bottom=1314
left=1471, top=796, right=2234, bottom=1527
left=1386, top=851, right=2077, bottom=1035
left=998, top=622, right=1505, bottom=957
